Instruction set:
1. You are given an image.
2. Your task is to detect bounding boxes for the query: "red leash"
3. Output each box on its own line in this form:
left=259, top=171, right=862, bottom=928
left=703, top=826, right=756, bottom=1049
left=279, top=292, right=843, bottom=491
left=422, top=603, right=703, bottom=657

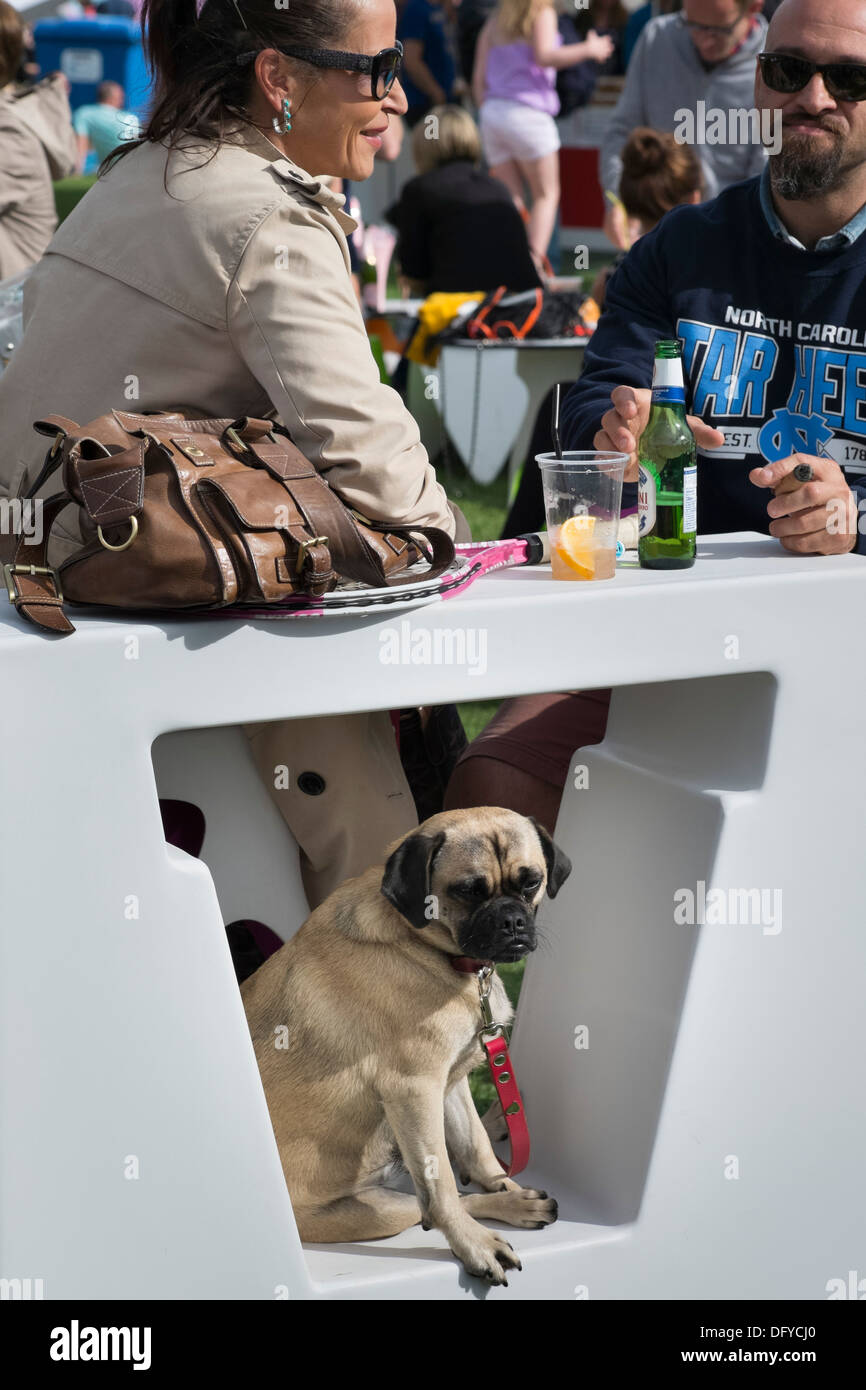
left=450, top=957, right=530, bottom=1177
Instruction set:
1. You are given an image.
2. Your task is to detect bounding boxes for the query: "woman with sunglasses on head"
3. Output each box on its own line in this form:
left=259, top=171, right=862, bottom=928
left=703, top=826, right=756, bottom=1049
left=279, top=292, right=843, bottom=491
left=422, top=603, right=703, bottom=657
left=0, top=0, right=469, bottom=912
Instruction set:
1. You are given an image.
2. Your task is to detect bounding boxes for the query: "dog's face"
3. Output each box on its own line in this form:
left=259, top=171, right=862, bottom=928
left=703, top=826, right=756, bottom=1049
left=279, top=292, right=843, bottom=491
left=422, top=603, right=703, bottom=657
left=381, top=808, right=571, bottom=964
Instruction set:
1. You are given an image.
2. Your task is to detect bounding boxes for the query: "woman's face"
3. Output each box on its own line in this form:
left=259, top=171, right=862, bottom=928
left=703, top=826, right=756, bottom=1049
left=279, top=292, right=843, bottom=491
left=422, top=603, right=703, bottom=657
left=264, top=0, right=408, bottom=181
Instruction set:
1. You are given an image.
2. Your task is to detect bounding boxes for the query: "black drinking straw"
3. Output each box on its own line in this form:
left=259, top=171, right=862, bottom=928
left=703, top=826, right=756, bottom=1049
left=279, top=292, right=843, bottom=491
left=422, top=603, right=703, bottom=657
left=552, top=383, right=563, bottom=460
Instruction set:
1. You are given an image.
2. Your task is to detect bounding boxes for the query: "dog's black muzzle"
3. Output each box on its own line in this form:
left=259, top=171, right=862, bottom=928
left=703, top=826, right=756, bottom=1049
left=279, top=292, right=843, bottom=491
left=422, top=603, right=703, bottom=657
left=458, top=897, right=537, bottom=964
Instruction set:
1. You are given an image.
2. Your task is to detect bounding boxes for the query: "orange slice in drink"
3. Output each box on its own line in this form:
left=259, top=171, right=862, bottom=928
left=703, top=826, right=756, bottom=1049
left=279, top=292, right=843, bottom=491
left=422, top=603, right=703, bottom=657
left=554, top=514, right=597, bottom=579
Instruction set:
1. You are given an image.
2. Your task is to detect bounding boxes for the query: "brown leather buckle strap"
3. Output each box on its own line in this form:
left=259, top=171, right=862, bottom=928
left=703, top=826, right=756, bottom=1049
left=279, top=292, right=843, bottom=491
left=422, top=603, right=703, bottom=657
left=2, top=494, right=75, bottom=634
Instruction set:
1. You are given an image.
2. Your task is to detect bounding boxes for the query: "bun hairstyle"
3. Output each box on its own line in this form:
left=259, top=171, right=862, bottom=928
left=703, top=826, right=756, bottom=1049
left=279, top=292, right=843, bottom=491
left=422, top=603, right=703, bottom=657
left=108, top=0, right=354, bottom=167
left=619, top=127, right=704, bottom=229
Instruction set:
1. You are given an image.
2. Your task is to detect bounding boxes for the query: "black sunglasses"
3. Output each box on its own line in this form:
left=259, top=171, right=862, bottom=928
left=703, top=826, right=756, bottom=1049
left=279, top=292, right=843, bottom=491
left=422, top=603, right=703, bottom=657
left=758, top=51, right=866, bottom=102
left=237, top=41, right=403, bottom=101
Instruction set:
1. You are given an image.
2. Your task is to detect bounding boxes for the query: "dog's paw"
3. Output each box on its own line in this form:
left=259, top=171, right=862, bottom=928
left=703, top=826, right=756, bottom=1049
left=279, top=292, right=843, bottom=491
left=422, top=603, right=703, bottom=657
left=476, top=1173, right=523, bottom=1194
left=449, top=1220, right=523, bottom=1286
left=486, top=1187, right=559, bottom=1229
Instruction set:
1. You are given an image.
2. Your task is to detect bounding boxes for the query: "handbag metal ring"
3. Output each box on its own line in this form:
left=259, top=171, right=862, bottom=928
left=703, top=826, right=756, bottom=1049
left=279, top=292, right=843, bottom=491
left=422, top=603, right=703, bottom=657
left=97, top=516, right=139, bottom=552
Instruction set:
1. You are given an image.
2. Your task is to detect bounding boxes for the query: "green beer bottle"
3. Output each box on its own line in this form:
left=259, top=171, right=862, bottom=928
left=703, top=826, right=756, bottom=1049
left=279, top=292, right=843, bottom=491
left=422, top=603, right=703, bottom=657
left=638, top=340, right=697, bottom=569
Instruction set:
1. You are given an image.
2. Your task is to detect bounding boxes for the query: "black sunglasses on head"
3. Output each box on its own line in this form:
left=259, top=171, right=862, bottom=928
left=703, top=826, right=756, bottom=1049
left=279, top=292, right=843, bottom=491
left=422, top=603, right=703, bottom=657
left=237, top=41, right=403, bottom=101
left=759, top=51, right=866, bottom=102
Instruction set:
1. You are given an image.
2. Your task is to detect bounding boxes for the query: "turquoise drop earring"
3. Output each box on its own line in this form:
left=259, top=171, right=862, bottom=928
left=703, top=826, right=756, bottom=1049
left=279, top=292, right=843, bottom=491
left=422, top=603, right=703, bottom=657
left=273, top=98, right=292, bottom=135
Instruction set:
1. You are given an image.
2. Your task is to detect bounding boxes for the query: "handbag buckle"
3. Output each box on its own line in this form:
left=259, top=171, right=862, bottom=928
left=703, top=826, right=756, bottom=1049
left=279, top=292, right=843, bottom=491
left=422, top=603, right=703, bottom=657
left=225, top=427, right=250, bottom=454
left=296, top=536, right=329, bottom=574
left=4, top=563, right=64, bottom=606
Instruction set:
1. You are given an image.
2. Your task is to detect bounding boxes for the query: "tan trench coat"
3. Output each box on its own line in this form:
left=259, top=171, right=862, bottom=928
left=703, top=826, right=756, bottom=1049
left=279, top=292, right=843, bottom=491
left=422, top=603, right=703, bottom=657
left=0, top=123, right=466, bottom=906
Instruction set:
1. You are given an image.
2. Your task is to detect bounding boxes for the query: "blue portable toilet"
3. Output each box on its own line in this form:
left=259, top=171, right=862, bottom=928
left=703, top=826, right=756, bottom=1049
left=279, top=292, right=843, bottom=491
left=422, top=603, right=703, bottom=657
left=33, top=18, right=152, bottom=122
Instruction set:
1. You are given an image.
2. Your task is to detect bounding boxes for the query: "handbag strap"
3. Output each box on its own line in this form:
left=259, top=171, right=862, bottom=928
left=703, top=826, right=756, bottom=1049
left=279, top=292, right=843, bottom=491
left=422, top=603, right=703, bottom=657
left=226, top=419, right=454, bottom=589
left=2, top=490, right=76, bottom=634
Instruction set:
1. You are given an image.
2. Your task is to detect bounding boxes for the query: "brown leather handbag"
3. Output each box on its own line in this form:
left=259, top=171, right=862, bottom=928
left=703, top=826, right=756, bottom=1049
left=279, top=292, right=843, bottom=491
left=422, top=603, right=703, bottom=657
left=2, top=410, right=454, bottom=635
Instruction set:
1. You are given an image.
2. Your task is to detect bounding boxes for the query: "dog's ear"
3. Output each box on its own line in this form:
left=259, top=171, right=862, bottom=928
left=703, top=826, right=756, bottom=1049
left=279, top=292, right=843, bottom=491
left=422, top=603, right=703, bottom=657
left=529, top=818, right=572, bottom=899
left=381, top=830, right=447, bottom=929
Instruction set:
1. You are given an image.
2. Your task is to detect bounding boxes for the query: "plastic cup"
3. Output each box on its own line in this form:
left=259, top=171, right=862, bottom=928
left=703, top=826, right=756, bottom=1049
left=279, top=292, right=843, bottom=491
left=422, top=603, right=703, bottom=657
left=537, top=452, right=627, bottom=582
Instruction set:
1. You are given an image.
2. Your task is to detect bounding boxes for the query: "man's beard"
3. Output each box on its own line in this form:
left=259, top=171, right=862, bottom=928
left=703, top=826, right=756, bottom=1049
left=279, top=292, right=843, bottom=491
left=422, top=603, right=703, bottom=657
left=769, top=125, right=846, bottom=200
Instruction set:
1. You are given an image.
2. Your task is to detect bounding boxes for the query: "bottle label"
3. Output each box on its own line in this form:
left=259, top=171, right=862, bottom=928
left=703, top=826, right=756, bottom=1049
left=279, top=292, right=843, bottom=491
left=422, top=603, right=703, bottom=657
left=651, top=386, right=686, bottom=405
left=683, top=465, right=697, bottom=534
left=638, top=463, right=656, bottom=535
left=652, top=354, right=685, bottom=388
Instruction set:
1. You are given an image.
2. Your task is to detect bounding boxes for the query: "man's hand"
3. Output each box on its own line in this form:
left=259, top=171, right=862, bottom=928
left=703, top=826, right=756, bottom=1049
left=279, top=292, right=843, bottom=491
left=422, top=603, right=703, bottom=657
left=751, top=452, right=859, bottom=555
left=594, top=386, right=726, bottom=483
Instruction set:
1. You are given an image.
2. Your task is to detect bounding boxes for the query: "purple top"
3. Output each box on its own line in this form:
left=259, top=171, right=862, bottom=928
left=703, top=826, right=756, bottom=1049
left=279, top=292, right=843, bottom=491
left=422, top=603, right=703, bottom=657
left=484, top=35, right=562, bottom=116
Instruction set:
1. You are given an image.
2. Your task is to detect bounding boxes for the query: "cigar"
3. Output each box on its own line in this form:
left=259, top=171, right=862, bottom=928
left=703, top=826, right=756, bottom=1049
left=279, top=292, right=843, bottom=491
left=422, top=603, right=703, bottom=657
left=774, top=462, right=813, bottom=496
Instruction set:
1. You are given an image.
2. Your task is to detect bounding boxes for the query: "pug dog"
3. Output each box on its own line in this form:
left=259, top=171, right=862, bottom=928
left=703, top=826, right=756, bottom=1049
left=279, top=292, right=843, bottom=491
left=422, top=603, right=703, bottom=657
left=241, top=807, right=572, bottom=1285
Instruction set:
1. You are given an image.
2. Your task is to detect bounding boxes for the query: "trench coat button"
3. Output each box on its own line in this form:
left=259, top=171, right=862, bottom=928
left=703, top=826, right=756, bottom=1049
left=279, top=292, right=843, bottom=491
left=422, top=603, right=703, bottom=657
left=298, top=771, right=326, bottom=796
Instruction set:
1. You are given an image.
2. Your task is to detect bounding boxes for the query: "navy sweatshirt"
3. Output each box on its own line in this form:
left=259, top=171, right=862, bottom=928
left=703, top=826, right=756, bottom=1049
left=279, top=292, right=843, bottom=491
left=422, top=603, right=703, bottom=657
left=562, top=176, right=866, bottom=555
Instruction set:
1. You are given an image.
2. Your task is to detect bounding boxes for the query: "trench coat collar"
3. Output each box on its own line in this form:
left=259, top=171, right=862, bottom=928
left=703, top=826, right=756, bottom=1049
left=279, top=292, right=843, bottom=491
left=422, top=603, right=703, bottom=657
left=227, top=121, right=358, bottom=235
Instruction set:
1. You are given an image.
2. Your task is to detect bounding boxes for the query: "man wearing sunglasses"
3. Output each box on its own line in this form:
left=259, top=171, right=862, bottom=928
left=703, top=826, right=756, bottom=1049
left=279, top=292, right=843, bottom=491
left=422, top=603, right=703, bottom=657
left=601, top=0, right=767, bottom=247
left=565, top=0, right=866, bottom=556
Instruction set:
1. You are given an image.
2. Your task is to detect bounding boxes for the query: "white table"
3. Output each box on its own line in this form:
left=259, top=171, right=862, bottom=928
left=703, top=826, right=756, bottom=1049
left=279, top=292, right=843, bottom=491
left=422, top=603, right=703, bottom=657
left=439, top=339, right=586, bottom=489
left=1, top=533, right=864, bottom=1300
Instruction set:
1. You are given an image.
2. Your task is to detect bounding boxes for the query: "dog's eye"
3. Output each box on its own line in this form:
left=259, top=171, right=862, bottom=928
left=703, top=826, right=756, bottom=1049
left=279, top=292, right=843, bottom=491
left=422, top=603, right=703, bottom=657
left=452, top=879, right=488, bottom=901
left=520, top=874, right=543, bottom=897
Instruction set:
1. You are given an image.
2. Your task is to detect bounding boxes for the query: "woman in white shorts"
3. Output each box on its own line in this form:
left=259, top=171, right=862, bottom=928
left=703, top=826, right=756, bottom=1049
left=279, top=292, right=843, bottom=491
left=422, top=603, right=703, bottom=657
left=473, top=0, right=612, bottom=266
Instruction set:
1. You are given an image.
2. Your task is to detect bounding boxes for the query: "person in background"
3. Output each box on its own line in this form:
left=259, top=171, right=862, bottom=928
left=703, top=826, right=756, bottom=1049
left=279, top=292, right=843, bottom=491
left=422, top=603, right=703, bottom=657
left=473, top=0, right=613, bottom=267
left=622, top=0, right=681, bottom=69
left=501, top=126, right=704, bottom=539
left=399, top=0, right=461, bottom=128
left=74, top=81, right=140, bottom=171
left=456, top=0, right=496, bottom=81
left=590, top=126, right=704, bottom=306
left=0, top=0, right=77, bottom=279
left=387, top=103, right=541, bottom=292
left=575, top=0, right=629, bottom=76
left=601, top=0, right=766, bottom=249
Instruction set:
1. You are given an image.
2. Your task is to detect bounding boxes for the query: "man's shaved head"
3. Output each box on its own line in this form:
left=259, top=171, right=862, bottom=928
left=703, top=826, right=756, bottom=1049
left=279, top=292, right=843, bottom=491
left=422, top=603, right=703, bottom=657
left=758, top=0, right=866, bottom=200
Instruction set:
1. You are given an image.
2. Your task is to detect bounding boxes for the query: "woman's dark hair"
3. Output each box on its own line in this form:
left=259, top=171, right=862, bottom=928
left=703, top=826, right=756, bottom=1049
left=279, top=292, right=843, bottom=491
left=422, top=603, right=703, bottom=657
left=108, top=0, right=355, bottom=167
left=619, top=127, right=704, bottom=228
left=0, top=0, right=24, bottom=90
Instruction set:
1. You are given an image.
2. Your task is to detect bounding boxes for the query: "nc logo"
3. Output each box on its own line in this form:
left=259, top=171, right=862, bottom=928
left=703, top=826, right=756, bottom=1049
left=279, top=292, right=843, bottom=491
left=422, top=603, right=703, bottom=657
left=758, top=408, right=834, bottom=462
